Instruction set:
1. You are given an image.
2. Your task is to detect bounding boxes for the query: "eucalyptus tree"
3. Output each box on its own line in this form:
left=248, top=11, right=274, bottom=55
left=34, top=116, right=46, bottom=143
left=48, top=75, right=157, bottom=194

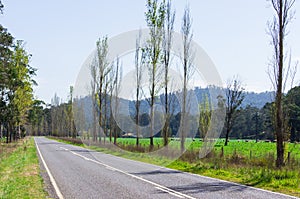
left=0, top=25, right=14, bottom=141
left=0, top=7, right=35, bottom=142
left=1, top=40, right=36, bottom=142
left=10, top=41, right=36, bottom=139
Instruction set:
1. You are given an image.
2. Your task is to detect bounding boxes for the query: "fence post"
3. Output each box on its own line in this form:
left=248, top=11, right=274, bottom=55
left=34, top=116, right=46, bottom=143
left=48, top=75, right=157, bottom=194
left=220, top=146, right=224, bottom=158
left=287, top=151, right=291, bottom=164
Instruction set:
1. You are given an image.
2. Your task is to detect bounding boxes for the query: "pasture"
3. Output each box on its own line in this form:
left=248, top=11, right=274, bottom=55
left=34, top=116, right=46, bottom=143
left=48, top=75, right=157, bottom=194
left=113, top=137, right=300, bottom=161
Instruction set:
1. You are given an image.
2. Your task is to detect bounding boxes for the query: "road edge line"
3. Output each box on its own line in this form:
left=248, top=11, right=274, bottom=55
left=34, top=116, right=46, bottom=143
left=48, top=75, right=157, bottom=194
left=35, top=137, right=64, bottom=199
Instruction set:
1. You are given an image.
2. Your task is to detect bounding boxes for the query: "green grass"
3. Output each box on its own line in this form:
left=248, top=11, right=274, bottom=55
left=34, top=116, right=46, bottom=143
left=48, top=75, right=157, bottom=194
left=112, top=137, right=300, bottom=160
left=167, top=159, right=300, bottom=197
left=52, top=136, right=300, bottom=197
left=0, top=137, right=47, bottom=199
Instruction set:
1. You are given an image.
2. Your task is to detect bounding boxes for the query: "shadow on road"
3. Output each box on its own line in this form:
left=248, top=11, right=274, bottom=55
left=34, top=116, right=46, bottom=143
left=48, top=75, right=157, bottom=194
left=152, top=181, right=249, bottom=196
left=131, top=169, right=182, bottom=175
left=69, top=149, right=92, bottom=153
left=134, top=169, right=249, bottom=195
left=38, top=142, right=64, bottom=145
left=164, top=181, right=248, bottom=194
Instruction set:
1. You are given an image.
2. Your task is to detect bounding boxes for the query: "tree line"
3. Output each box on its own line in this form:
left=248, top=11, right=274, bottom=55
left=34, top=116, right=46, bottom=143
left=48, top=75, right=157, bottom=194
left=27, top=84, right=300, bottom=144
left=225, top=86, right=300, bottom=143
left=0, top=2, right=36, bottom=143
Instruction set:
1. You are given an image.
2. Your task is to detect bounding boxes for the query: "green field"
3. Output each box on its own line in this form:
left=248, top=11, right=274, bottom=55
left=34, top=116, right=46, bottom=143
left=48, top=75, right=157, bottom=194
left=103, top=137, right=300, bottom=161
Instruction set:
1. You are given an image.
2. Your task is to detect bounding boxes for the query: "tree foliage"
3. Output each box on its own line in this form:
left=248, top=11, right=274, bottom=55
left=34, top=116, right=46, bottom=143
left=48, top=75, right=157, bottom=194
left=0, top=26, right=36, bottom=142
left=224, top=78, right=245, bottom=146
left=144, top=0, right=165, bottom=149
left=162, top=0, right=175, bottom=147
left=177, top=5, right=195, bottom=152
left=199, top=94, right=212, bottom=140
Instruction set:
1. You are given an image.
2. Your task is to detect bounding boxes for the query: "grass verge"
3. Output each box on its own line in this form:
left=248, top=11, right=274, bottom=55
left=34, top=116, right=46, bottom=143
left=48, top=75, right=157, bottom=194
left=0, top=137, right=48, bottom=198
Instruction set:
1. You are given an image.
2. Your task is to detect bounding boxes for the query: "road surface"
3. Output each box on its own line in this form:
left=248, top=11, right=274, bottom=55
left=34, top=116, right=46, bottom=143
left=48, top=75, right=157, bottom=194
left=34, top=137, right=298, bottom=199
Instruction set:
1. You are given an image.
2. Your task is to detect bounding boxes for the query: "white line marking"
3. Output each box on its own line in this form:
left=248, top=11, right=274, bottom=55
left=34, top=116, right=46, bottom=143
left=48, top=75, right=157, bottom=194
left=35, top=138, right=64, bottom=199
left=105, top=166, right=116, bottom=171
left=60, top=146, right=196, bottom=199
left=155, top=187, right=184, bottom=198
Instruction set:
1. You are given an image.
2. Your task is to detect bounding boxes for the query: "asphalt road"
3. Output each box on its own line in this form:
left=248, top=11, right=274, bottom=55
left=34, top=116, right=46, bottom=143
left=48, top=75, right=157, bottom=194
left=34, top=137, right=298, bottom=199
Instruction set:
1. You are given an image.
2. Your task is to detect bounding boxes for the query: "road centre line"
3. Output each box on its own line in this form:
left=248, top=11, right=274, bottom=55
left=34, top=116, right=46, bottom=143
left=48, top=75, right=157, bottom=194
left=59, top=146, right=196, bottom=199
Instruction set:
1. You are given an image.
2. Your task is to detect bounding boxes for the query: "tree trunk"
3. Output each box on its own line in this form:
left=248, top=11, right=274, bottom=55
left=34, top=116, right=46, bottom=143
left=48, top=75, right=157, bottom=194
left=163, top=67, right=169, bottom=147
left=6, top=124, right=9, bottom=143
left=150, top=66, right=155, bottom=151
left=93, top=104, right=97, bottom=142
left=163, top=90, right=169, bottom=147
left=275, top=0, right=284, bottom=168
left=225, top=128, right=230, bottom=146
left=113, top=125, right=117, bottom=145
left=181, top=82, right=187, bottom=153
left=0, top=124, right=3, bottom=138
left=136, top=109, right=140, bottom=146
left=108, top=129, right=112, bottom=143
left=224, top=114, right=231, bottom=146
left=18, top=124, right=21, bottom=139
left=9, top=124, right=12, bottom=143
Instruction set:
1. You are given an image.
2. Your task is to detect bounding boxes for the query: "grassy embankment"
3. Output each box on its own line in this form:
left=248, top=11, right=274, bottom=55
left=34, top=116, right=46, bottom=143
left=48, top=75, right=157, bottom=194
left=52, top=136, right=300, bottom=197
left=0, top=137, right=47, bottom=198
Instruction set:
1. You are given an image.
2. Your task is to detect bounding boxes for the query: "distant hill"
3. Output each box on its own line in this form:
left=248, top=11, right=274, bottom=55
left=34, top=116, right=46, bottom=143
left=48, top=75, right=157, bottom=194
left=242, top=91, right=274, bottom=108
left=74, top=87, right=275, bottom=127
left=193, top=87, right=274, bottom=109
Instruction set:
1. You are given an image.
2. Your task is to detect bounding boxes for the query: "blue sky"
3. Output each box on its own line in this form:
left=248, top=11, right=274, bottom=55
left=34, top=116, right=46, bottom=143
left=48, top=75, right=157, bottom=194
left=1, top=0, right=299, bottom=103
